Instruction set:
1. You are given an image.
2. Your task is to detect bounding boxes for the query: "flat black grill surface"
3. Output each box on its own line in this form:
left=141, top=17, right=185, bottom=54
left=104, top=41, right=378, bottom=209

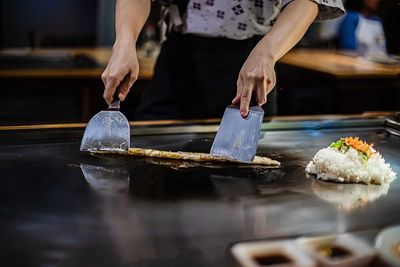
left=0, top=122, right=400, bottom=267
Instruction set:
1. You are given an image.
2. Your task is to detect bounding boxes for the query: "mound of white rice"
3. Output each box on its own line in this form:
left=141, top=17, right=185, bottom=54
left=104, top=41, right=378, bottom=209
left=306, top=147, right=396, bottom=185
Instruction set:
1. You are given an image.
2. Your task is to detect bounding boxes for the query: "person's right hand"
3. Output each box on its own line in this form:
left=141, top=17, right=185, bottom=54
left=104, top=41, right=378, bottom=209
left=101, top=40, right=139, bottom=105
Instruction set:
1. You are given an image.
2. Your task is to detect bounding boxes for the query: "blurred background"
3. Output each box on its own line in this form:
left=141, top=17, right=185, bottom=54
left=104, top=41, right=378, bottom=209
left=0, top=0, right=399, bottom=125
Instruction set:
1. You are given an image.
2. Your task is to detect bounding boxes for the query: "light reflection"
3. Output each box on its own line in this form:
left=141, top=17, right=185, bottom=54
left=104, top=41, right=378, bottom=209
left=80, top=164, right=129, bottom=194
left=79, top=164, right=156, bottom=264
left=311, top=179, right=390, bottom=211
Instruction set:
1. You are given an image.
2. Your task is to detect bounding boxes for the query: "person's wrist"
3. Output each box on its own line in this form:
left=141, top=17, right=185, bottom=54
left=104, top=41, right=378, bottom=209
left=263, top=51, right=276, bottom=65
left=257, top=39, right=279, bottom=64
left=113, top=37, right=135, bottom=50
left=261, top=47, right=277, bottom=65
left=114, top=28, right=137, bottom=50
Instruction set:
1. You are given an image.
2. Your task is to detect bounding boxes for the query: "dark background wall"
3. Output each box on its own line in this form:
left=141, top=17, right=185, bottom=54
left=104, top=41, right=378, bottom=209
left=0, top=0, right=162, bottom=48
left=0, top=0, right=98, bottom=48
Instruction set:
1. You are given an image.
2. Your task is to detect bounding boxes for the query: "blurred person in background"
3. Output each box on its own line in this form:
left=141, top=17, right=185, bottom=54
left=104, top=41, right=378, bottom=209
left=338, top=0, right=387, bottom=57
left=102, top=0, right=344, bottom=120
left=379, top=0, right=400, bottom=56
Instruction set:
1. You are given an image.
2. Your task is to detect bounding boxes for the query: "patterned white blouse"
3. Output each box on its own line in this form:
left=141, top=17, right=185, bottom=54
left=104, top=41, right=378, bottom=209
left=166, top=0, right=345, bottom=40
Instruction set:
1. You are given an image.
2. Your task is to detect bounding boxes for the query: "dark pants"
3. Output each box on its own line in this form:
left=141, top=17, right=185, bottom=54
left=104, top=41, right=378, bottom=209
left=135, top=33, right=275, bottom=120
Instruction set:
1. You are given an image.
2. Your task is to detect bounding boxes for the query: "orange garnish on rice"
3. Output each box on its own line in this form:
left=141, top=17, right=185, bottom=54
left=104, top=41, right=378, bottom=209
left=341, top=137, right=375, bottom=157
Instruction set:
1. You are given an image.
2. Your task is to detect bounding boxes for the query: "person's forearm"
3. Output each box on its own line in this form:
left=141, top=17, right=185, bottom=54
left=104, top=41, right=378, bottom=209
left=101, top=0, right=150, bottom=105
left=114, top=0, right=151, bottom=45
left=258, top=0, right=318, bottom=62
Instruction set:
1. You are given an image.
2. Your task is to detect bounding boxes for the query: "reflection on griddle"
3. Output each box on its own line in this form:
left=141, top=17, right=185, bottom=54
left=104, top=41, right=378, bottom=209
left=80, top=164, right=129, bottom=195
left=311, top=179, right=390, bottom=211
left=79, top=163, right=158, bottom=264
left=79, top=156, right=283, bottom=201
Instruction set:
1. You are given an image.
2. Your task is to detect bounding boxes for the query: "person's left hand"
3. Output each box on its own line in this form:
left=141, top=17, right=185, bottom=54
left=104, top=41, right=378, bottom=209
left=232, top=45, right=276, bottom=117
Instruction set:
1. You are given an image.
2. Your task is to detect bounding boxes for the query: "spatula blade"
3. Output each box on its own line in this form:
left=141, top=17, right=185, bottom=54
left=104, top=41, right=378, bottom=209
left=210, top=105, right=264, bottom=163
left=80, top=110, right=130, bottom=152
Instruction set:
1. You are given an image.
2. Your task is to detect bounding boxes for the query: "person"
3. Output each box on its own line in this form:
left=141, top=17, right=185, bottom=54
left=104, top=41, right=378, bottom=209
left=338, top=0, right=386, bottom=56
left=102, top=0, right=344, bottom=120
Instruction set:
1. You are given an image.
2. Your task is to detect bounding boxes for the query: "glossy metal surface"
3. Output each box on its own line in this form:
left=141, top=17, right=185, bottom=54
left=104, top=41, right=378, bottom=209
left=80, top=109, right=130, bottom=152
left=211, top=105, right=264, bottom=163
left=0, top=120, right=400, bottom=267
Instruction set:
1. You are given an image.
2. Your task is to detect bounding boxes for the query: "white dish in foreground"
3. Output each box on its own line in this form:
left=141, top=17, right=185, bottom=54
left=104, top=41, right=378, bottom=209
left=375, top=225, right=400, bottom=267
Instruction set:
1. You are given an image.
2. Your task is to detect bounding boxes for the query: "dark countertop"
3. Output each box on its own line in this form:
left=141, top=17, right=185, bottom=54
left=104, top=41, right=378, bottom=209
left=0, top=48, right=155, bottom=79
left=0, top=118, right=400, bottom=266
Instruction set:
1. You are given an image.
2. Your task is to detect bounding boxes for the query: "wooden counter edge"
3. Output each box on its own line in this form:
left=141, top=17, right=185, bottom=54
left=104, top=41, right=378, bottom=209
left=279, top=49, right=400, bottom=79
left=0, top=47, right=155, bottom=79
left=0, top=112, right=396, bottom=131
left=0, top=68, right=153, bottom=80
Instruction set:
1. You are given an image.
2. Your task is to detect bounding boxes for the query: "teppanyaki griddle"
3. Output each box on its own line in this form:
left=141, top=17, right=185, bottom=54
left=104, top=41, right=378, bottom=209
left=0, top=115, right=399, bottom=267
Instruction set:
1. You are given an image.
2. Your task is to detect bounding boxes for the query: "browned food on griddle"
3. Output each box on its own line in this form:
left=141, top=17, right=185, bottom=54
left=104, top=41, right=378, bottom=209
left=127, top=148, right=280, bottom=166
left=93, top=147, right=281, bottom=167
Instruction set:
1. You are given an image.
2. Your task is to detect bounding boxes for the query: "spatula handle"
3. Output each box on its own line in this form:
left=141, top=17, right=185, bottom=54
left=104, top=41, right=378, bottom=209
left=108, top=92, right=120, bottom=110
left=108, top=99, right=120, bottom=110
left=107, top=86, right=121, bottom=110
left=108, top=74, right=130, bottom=111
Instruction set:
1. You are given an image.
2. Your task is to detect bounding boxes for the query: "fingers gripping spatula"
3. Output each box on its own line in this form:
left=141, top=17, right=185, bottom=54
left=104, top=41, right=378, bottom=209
left=80, top=87, right=130, bottom=152
left=210, top=100, right=264, bottom=163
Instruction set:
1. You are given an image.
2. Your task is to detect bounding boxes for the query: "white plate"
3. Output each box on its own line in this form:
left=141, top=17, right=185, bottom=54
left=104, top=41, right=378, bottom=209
left=231, top=240, right=316, bottom=267
left=375, top=225, right=400, bottom=267
left=297, top=234, right=376, bottom=267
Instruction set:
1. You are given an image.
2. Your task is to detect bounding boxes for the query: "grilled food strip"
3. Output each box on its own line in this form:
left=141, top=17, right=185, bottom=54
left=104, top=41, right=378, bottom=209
left=94, top=147, right=281, bottom=167
left=127, top=148, right=280, bottom=166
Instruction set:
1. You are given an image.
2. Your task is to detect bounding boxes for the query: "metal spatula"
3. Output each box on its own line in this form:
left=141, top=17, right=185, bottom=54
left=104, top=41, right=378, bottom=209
left=80, top=95, right=130, bottom=152
left=210, top=102, right=264, bottom=163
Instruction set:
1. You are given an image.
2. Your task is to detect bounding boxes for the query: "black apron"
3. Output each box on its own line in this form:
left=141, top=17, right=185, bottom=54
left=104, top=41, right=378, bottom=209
left=135, top=32, right=266, bottom=120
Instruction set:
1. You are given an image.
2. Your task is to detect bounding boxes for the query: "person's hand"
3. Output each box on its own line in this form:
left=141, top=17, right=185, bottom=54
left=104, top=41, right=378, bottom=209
left=101, top=40, right=139, bottom=105
left=232, top=46, right=276, bottom=117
